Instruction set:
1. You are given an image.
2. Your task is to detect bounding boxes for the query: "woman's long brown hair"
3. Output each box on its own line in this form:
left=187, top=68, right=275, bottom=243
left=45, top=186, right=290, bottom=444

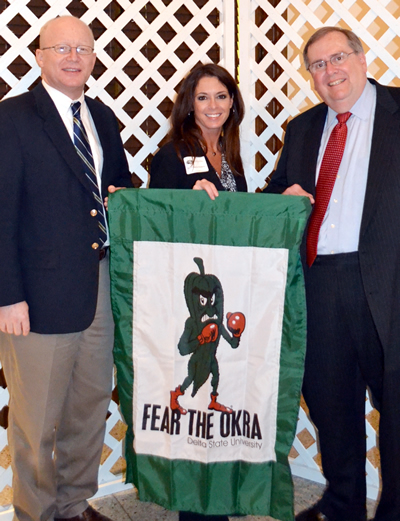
left=169, top=63, right=245, bottom=176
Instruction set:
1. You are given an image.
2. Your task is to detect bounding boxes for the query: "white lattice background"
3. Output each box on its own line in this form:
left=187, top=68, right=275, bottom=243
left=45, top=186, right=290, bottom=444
left=1, top=0, right=400, bottom=515
left=240, top=0, right=400, bottom=191
left=0, top=0, right=234, bottom=187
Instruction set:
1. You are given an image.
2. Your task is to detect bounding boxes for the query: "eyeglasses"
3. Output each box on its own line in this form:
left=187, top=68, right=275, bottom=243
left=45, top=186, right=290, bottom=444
left=40, top=45, right=94, bottom=55
left=308, top=52, right=356, bottom=74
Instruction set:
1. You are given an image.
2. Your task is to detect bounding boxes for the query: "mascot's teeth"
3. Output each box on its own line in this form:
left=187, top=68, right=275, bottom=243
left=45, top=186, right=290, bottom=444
left=201, top=314, right=218, bottom=322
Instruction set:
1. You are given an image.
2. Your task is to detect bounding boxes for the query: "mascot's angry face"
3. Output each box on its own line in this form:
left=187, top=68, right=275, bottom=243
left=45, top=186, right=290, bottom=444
left=184, top=257, right=224, bottom=326
left=192, top=282, right=223, bottom=326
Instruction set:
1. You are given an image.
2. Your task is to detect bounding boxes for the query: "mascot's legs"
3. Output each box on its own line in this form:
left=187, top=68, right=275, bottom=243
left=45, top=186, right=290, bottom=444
left=170, top=385, right=187, bottom=415
left=208, top=392, right=232, bottom=413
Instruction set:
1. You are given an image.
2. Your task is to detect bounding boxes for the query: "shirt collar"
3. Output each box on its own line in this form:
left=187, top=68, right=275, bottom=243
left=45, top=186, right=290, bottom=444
left=326, top=80, right=376, bottom=128
left=42, top=80, right=86, bottom=118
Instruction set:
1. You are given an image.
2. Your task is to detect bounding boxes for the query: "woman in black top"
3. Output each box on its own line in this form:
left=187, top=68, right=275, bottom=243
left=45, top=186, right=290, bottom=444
left=149, top=63, right=247, bottom=198
left=149, top=64, right=246, bottom=521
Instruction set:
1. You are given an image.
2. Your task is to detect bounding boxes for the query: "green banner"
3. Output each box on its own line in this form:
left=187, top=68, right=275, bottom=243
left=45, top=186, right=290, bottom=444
left=109, top=189, right=310, bottom=520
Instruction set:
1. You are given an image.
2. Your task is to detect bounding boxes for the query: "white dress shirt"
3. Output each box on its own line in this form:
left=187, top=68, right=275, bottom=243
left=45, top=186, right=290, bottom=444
left=316, top=80, right=376, bottom=255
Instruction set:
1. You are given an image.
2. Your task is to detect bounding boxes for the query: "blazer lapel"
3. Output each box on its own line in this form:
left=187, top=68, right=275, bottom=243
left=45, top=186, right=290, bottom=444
left=301, top=104, right=327, bottom=196
left=360, top=82, right=400, bottom=238
left=33, top=84, right=94, bottom=194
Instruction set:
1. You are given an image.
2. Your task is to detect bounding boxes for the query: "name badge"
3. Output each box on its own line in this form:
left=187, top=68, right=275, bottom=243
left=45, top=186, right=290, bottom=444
left=183, top=156, right=208, bottom=175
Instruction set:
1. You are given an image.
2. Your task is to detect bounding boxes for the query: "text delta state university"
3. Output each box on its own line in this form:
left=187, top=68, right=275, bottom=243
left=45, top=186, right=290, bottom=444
left=141, top=404, right=262, bottom=440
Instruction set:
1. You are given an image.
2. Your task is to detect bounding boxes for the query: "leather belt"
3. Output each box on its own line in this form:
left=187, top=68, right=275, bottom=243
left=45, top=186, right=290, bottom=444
left=99, top=247, right=109, bottom=261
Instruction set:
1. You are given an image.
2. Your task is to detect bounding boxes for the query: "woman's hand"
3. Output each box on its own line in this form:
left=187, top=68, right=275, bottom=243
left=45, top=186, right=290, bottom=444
left=193, top=179, right=219, bottom=200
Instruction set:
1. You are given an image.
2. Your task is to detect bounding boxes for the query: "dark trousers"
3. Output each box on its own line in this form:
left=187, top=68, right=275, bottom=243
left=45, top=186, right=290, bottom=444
left=303, top=253, right=386, bottom=521
left=179, top=513, right=229, bottom=521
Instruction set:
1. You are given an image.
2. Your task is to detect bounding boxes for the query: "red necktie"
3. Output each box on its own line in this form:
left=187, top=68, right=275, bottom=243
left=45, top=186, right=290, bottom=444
left=306, top=112, right=352, bottom=267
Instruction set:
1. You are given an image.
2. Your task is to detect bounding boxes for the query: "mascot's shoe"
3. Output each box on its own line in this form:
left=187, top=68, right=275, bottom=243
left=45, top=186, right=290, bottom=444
left=54, top=505, right=114, bottom=521
left=208, top=393, right=232, bottom=413
left=170, top=385, right=187, bottom=414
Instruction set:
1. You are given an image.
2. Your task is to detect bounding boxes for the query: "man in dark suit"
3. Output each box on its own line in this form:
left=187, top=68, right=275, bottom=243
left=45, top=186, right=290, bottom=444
left=0, top=16, right=132, bottom=521
left=265, top=27, right=400, bottom=521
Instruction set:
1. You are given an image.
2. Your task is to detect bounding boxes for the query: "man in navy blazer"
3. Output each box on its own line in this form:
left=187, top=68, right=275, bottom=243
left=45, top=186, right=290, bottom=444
left=265, top=27, right=400, bottom=521
left=0, top=16, right=132, bottom=521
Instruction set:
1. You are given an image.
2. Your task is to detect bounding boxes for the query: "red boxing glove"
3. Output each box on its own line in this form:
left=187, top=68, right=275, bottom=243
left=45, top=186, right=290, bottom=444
left=226, top=312, right=246, bottom=338
left=198, top=323, right=218, bottom=344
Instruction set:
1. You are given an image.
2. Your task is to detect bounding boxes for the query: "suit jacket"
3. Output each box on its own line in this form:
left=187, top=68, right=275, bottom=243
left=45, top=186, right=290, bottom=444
left=0, top=83, right=132, bottom=334
left=149, top=141, right=248, bottom=192
left=265, top=79, right=400, bottom=354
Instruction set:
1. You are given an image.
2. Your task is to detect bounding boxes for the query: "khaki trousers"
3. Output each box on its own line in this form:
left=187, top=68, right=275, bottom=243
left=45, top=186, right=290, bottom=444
left=0, top=257, right=114, bottom=521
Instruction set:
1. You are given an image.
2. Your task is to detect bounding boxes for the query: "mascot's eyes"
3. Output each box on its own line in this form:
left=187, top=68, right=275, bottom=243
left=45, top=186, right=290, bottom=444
left=199, top=295, right=207, bottom=306
left=211, top=294, right=215, bottom=305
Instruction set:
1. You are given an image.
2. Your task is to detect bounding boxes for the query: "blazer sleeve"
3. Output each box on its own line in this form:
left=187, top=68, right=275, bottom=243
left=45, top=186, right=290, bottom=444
left=0, top=103, right=26, bottom=306
left=263, top=121, right=293, bottom=194
left=104, top=107, right=132, bottom=189
left=149, top=143, right=185, bottom=188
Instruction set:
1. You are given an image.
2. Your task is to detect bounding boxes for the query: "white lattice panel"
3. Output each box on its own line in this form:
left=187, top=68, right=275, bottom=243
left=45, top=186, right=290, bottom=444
left=0, top=0, right=234, bottom=186
left=1, top=0, right=399, bottom=514
left=86, top=0, right=235, bottom=184
left=239, top=0, right=400, bottom=192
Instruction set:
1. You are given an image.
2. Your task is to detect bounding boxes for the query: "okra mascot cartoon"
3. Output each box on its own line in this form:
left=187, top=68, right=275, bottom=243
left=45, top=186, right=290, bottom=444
left=170, top=257, right=246, bottom=415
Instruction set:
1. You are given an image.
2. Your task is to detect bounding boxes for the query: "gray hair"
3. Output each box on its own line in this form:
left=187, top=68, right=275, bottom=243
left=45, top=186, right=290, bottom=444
left=303, top=27, right=364, bottom=70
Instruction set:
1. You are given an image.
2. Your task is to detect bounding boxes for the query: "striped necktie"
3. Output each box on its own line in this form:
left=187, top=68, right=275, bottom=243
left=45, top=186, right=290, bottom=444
left=71, top=101, right=107, bottom=248
left=306, top=111, right=352, bottom=267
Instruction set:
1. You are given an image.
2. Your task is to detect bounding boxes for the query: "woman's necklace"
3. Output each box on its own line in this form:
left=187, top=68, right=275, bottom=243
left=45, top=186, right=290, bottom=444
left=209, top=145, right=220, bottom=157
left=202, top=142, right=220, bottom=157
